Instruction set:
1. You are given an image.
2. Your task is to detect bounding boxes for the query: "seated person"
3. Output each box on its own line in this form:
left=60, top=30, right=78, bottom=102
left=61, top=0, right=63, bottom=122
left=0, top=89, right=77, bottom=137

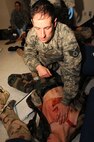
left=6, top=1, right=30, bottom=45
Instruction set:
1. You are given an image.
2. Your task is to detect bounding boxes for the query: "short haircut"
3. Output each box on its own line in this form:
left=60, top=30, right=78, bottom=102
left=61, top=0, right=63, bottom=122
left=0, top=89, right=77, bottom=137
left=31, top=0, right=56, bottom=22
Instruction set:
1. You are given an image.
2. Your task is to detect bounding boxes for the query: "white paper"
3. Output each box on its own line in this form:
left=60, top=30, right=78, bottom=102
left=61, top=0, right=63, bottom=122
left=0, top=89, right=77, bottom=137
left=14, top=91, right=34, bottom=120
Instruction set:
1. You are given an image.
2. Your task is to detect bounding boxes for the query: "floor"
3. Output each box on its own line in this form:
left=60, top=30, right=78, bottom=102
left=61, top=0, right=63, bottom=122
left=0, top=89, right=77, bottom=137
left=0, top=40, right=80, bottom=142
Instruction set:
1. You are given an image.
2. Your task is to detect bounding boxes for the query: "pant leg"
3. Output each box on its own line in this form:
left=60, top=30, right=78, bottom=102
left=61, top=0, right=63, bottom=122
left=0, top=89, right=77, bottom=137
left=80, top=87, right=94, bottom=142
left=8, top=73, right=35, bottom=93
left=0, top=107, right=32, bottom=141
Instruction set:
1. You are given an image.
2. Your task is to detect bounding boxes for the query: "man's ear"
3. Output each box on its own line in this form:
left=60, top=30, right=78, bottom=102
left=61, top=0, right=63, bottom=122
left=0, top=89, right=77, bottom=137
left=31, top=19, right=33, bottom=25
left=54, top=18, right=57, bottom=27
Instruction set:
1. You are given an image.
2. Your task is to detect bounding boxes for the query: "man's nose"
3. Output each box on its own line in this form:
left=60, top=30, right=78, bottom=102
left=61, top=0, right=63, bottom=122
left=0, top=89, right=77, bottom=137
left=41, top=29, right=46, bottom=38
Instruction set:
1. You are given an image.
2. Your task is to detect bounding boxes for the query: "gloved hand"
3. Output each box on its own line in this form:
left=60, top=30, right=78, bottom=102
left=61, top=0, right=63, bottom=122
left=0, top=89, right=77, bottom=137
left=68, top=7, right=74, bottom=19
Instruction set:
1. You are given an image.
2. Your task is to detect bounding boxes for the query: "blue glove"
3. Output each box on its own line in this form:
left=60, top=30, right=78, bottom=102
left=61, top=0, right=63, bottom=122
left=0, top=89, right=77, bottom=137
left=68, top=7, right=74, bottom=19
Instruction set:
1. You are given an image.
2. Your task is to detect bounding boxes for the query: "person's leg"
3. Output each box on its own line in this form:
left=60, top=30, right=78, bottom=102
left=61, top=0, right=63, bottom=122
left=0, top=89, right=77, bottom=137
left=80, top=87, right=94, bottom=142
left=0, top=87, right=33, bottom=142
left=0, top=101, right=32, bottom=141
left=8, top=73, right=36, bottom=93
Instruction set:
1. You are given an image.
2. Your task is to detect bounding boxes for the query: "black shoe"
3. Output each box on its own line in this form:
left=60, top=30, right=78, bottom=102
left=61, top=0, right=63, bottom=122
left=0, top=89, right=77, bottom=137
left=1, top=100, right=16, bottom=114
left=8, top=46, right=23, bottom=51
left=8, top=46, right=17, bottom=51
left=7, top=100, right=16, bottom=109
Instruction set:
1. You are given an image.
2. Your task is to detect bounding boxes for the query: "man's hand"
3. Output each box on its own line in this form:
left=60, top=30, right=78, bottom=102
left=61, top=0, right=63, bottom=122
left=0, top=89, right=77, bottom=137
left=36, top=64, right=52, bottom=78
left=52, top=102, right=69, bottom=124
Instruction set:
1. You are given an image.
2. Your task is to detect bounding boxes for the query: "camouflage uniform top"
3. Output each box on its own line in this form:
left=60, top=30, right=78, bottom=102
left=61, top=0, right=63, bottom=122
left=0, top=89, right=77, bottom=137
left=24, top=22, right=82, bottom=106
left=31, top=0, right=75, bottom=8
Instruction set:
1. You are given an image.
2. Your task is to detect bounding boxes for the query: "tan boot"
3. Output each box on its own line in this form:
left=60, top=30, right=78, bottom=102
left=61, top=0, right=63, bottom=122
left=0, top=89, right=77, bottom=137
left=0, top=86, right=10, bottom=113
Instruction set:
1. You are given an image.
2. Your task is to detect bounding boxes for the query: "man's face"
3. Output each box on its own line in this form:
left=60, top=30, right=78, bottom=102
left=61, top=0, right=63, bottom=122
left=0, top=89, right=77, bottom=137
left=32, top=13, right=57, bottom=43
left=15, top=3, right=21, bottom=11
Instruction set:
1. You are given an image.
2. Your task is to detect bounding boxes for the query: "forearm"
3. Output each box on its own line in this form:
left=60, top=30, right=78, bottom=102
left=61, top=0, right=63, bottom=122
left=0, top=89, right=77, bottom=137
left=60, top=25, right=82, bottom=106
left=61, top=51, right=82, bottom=106
left=24, top=30, right=41, bottom=72
left=61, top=72, right=80, bottom=106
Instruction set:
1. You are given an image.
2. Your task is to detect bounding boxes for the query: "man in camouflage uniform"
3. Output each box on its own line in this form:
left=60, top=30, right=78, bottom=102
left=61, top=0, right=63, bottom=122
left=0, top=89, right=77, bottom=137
left=24, top=0, right=82, bottom=123
left=6, top=1, right=83, bottom=141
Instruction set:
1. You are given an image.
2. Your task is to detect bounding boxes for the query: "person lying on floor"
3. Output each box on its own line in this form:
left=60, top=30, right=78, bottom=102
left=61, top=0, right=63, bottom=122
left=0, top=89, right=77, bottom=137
left=5, top=1, right=30, bottom=45
left=1, top=70, right=86, bottom=142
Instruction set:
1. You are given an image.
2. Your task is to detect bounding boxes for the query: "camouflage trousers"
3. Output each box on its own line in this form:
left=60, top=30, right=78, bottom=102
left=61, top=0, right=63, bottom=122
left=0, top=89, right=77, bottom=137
left=0, top=87, right=38, bottom=142
left=8, top=73, right=35, bottom=93
left=8, top=71, right=87, bottom=111
left=8, top=72, right=63, bottom=94
left=0, top=107, right=32, bottom=141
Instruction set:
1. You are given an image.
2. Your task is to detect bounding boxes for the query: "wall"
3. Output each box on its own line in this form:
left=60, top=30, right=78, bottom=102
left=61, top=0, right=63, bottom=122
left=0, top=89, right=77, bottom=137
left=75, top=0, right=94, bottom=26
left=0, top=0, right=94, bottom=29
left=0, top=0, right=9, bottom=29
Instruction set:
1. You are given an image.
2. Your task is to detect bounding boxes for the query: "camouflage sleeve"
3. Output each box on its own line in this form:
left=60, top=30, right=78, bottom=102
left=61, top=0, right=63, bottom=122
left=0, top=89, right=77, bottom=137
left=62, top=0, right=75, bottom=8
left=60, top=25, right=82, bottom=106
left=24, top=29, right=41, bottom=72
